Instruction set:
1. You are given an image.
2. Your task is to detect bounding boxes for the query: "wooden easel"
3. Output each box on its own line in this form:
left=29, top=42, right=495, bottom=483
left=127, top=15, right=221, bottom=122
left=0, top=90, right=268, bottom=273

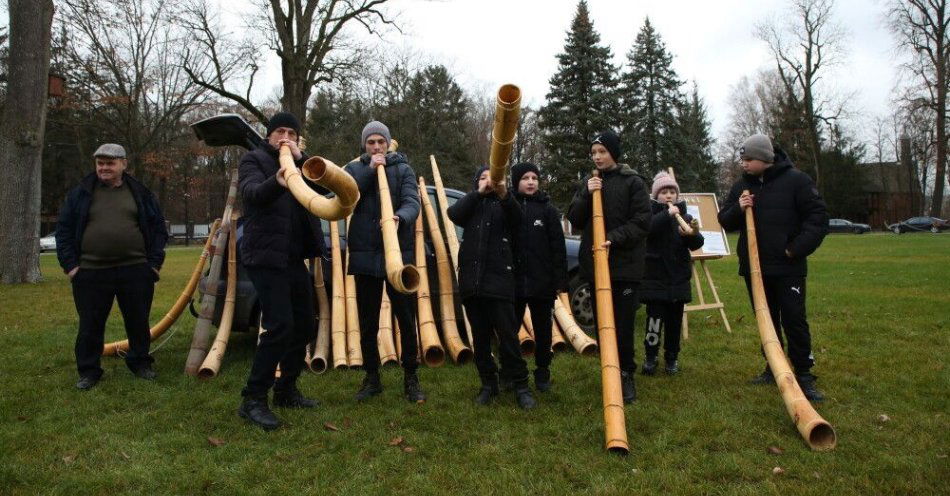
left=682, top=255, right=731, bottom=339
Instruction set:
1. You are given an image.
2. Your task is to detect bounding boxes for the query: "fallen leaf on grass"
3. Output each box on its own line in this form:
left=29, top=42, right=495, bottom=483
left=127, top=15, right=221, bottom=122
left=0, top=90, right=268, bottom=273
left=772, top=466, right=785, bottom=475
left=877, top=414, right=890, bottom=423
left=388, top=421, right=397, bottom=429
left=120, top=451, right=131, bottom=460
left=813, top=472, right=821, bottom=479
left=388, top=436, right=404, bottom=446
left=62, top=454, right=76, bottom=465
left=343, top=417, right=352, bottom=428
left=16, top=416, right=28, bottom=422
left=767, top=446, right=784, bottom=455
left=735, top=315, right=745, bottom=323
left=402, top=446, right=414, bottom=453
left=324, top=422, right=340, bottom=432
left=207, top=437, right=226, bottom=447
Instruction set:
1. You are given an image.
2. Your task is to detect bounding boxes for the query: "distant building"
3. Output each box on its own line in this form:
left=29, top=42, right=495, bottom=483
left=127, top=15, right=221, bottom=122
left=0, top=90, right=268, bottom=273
left=861, top=137, right=923, bottom=228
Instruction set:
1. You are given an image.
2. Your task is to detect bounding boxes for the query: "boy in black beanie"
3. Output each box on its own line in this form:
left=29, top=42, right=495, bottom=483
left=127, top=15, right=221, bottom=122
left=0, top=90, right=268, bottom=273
left=510, top=162, right=568, bottom=392
left=449, top=166, right=536, bottom=409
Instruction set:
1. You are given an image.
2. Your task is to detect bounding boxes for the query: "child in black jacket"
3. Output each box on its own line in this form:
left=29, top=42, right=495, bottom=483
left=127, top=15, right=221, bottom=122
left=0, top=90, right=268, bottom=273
left=640, top=172, right=704, bottom=376
left=448, top=166, right=536, bottom=410
left=510, top=163, right=568, bottom=392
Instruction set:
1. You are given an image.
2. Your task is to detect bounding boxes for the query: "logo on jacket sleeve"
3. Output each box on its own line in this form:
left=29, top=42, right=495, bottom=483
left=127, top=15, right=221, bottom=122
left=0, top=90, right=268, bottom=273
left=533, top=219, right=544, bottom=227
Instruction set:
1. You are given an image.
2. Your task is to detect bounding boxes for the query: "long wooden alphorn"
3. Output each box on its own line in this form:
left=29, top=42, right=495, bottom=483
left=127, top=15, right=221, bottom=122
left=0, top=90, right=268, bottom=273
left=554, top=293, right=598, bottom=356
left=197, top=220, right=238, bottom=378
left=185, top=169, right=239, bottom=376
left=418, top=177, right=472, bottom=364
left=329, top=221, right=348, bottom=370
left=489, top=84, right=521, bottom=185
left=104, top=218, right=221, bottom=355
left=551, top=318, right=569, bottom=352
left=414, top=215, right=447, bottom=367
left=344, top=216, right=363, bottom=368
left=377, top=290, right=398, bottom=366
left=308, top=260, right=332, bottom=374
left=591, top=170, right=630, bottom=455
left=279, top=146, right=360, bottom=221
left=374, top=153, right=420, bottom=294
left=743, top=190, right=836, bottom=450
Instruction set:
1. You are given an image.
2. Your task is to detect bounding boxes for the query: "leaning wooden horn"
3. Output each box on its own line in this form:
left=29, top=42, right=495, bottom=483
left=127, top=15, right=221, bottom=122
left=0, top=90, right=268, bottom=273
left=554, top=293, right=598, bottom=356
left=414, top=215, right=447, bottom=367
left=374, top=148, right=420, bottom=294
left=488, top=84, right=522, bottom=185
left=104, top=218, right=221, bottom=356
left=308, top=260, right=332, bottom=374
left=518, top=323, right=536, bottom=355
left=743, top=190, right=836, bottom=451
left=591, top=170, right=630, bottom=455
left=377, top=290, right=398, bottom=366
left=279, top=146, right=360, bottom=221
left=329, top=221, right=348, bottom=370
left=344, top=217, right=363, bottom=368
left=197, top=220, right=238, bottom=379
left=418, top=177, right=472, bottom=364
left=664, top=168, right=694, bottom=235
left=185, top=169, right=239, bottom=376
left=551, top=318, right=569, bottom=353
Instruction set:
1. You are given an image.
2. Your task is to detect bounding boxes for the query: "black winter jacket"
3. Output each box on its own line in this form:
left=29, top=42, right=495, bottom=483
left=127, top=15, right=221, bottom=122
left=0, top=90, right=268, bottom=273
left=343, top=152, right=419, bottom=278
left=56, top=172, right=168, bottom=274
left=640, top=200, right=705, bottom=303
left=718, top=147, right=828, bottom=277
left=238, top=144, right=327, bottom=268
left=513, top=191, right=568, bottom=299
left=449, top=189, right=522, bottom=301
left=566, top=164, right=652, bottom=283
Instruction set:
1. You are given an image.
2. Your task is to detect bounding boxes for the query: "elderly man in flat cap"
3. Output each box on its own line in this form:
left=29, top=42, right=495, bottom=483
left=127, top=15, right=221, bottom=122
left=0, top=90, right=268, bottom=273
left=56, top=143, right=168, bottom=390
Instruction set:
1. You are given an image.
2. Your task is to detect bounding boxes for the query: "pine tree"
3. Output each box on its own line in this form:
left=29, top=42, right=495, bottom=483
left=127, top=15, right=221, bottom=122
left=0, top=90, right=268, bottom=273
left=620, top=17, right=683, bottom=177
left=538, top=0, right=619, bottom=208
left=674, top=84, right=719, bottom=193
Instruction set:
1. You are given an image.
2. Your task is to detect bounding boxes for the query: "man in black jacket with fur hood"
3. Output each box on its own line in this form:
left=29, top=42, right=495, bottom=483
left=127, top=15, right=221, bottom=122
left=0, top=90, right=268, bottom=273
left=237, top=112, right=328, bottom=430
left=718, top=134, right=829, bottom=401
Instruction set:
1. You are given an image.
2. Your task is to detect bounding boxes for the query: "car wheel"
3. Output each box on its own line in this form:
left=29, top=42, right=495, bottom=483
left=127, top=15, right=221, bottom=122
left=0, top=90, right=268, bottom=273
left=931, top=226, right=939, bottom=233
left=568, top=272, right=594, bottom=334
left=892, top=226, right=901, bottom=234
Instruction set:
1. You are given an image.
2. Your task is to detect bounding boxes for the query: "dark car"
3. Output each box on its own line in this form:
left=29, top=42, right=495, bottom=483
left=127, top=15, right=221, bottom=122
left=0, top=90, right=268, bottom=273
left=828, top=218, right=871, bottom=234
left=887, top=216, right=949, bottom=234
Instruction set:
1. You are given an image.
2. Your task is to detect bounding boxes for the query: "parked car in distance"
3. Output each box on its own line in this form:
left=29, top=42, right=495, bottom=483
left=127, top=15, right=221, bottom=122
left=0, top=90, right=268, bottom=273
left=39, top=233, right=56, bottom=252
left=828, top=218, right=870, bottom=234
left=887, top=216, right=949, bottom=234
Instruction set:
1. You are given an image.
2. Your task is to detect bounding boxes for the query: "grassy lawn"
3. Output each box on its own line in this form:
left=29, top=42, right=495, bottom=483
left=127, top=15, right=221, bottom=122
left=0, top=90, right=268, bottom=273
left=1, top=235, right=947, bottom=494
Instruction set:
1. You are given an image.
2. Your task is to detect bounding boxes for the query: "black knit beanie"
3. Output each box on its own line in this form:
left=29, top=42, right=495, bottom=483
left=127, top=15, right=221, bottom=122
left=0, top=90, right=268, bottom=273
left=266, top=112, right=302, bottom=137
left=472, top=165, right=489, bottom=191
left=591, top=130, right=622, bottom=162
left=510, top=162, right=540, bottom=189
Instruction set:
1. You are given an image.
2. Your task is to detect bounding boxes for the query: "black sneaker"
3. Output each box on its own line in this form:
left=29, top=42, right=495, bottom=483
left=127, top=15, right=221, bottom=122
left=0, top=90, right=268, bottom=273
left=274, top=386, right=319, bottom=408
left=403, top=372, right=426, bottom=403
left=238, top=398, right=280, bottom=431
left=75, top=375, right=99, bottom=391
left=515, top=386, right=537, bottom=410
left=665, top=359, right=679, bottom=375
left=797, top=374, right=825, bottom=402
left=749, top=366, right=775, bottom=385
left=620, top=371, right=637, bottom=404
left=475, top=384, right=499, bottom=405
left=641, top=357, right=658, bottom=376
left=133, top=365, right=157, bottom=380
left=354, top=372, right=383, bottom=401
left=533, top=368, right=551, bottom=393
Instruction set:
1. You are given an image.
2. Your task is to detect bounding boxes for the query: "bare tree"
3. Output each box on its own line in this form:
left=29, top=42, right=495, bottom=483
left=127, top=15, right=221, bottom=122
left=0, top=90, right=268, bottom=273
left=182, top=0, right=397, bottom=124
left=756, top=0, right=847, bottom=190
left=0, top=0, right=54, bottom=283
left=888, top=0, right=948, bottom=217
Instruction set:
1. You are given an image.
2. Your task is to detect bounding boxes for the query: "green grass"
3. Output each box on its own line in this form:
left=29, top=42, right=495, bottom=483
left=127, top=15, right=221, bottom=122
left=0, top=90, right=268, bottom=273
left=1, top=235, right=947, bottom=495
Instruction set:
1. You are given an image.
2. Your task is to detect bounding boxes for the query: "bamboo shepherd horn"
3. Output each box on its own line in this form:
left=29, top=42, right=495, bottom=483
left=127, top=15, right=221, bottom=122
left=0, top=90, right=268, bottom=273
left=665, top=167, right=695, bottom=235
left=308, top=259, right=332, bottom=374
left=374, top=140, right=420, bottom=294
left=279, top=146, right=360, bottom=221
left=329, top=221, right=349, bottom=370
left=197, top=220, right=238, bottom=378
left=743, top=190, right=837, bottom=451
left=414, top=214, right=447, bottom=367
left=104, top=218, right=222, bottom=356
left=488, top=84, right=522, bottom=185
left=591, top=170, right=630, bottom=455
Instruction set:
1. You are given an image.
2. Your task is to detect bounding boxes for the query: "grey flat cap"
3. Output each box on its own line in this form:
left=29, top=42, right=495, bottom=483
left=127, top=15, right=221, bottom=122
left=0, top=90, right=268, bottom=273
left=93, top=143, right=126, bottom=159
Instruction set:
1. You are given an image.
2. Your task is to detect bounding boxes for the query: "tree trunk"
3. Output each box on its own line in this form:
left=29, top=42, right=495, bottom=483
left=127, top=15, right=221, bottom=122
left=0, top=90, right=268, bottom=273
left=930, top=57, right=947, bottom=217
left=0, top=0, right=55, bottom=284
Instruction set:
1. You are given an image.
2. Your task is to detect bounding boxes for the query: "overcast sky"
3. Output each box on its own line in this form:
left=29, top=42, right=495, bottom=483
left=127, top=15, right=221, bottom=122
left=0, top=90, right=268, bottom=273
left=226, top=0, right=902, bottom=146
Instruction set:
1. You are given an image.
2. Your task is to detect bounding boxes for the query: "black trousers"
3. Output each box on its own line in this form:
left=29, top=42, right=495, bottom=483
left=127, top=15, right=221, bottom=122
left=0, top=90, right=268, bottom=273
left=744, top=275, right=814, bottom=374
left=464, top=297, right=528, bottom=387
left=643, top=301, right=684, bottom=362
left=355, top=275, right=419, bottom=373
left=515, top=297, right=554, bottom=370
left=71, top=263, right=156, bottom=379
left=242, top=261, right=315, bottom=399
left=590, top=281, right=639, bottom=373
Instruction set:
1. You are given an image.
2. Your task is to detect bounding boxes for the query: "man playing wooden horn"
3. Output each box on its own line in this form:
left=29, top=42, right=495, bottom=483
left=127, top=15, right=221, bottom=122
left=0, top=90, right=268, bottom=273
left=56, top=143, right=168, bottom=390
left=237, top=112, right=327, bottom=430
left=344, top=121, right=426, bottom=403
left=718, top=133, right=829, bottom=401
left=566, top=130, right=651, bottom=404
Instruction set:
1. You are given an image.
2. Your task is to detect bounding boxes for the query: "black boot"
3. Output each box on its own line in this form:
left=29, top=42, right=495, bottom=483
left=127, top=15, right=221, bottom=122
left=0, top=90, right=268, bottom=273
left=238, top=397, right=280, bottom=431
left=75, top=375, right=100, bottom=391
left=133, top=364, right=157, bottom=380
left=665, top=357, right=679, bottom=376
left=515, top=385, right=537, bottom=410
left=274, top=385, right=319, bottom=408
left=796, top=373, right=825, bottom=402
left=749, top=365, right=775, bottom=385
left=620, top=371, right=637, bottom=404
left=475, top=376, right=499, bottom=405
left=404, top=371, right=426, bottom=403
left=533, top=368, right=551, bottom=393
left=355, top=371, right=383, bottom=401
left=641, top=356, right=658, bottom=376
